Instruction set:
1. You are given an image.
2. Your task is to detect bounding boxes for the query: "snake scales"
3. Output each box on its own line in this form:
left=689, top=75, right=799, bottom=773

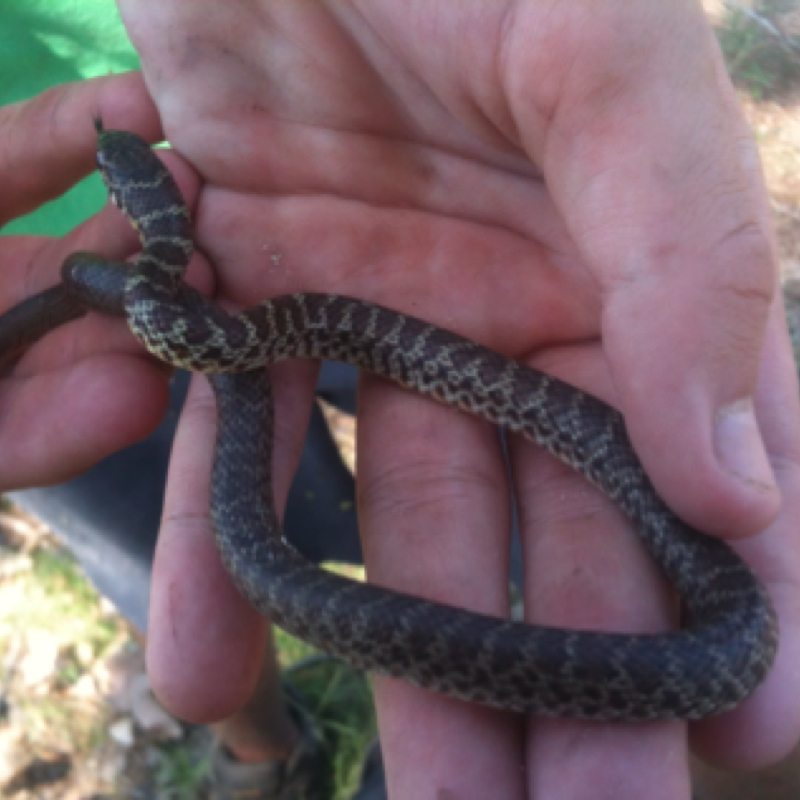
left=0, top=123, right=778, bottom=720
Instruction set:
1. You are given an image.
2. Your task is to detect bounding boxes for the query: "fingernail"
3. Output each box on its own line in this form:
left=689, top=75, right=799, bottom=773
left=714, top=399, right=776, bottom=493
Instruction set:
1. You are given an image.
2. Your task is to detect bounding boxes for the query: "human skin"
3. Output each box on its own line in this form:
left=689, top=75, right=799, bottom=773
left=0, top=74, right=194, bottom=485
left=1, top=2, right=800, bottom=798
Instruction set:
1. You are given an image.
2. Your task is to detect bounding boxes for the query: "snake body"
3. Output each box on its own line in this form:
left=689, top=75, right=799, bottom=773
left=0, top=124, right=778, bottom=719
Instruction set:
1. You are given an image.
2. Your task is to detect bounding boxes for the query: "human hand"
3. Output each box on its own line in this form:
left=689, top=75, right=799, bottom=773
left=111, top=2, right=800, bottom=797
left=0, top=73, right=208, bottom=489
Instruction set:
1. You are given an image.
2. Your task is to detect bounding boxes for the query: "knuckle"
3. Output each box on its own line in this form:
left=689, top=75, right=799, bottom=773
left=706, top=221, right=776, bottom=308
left=703, top=222, right=777, bottom=365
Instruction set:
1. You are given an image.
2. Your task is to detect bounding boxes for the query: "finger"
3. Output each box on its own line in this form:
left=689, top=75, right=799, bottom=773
left=357, top=375, right=527, bottom=799
left=0, top=132, right=204, bottom=486
left=513, top=346, right=689, bottom=799
left=0, top=201, right=181, bottom=487
left=0, top=72, right=162, bottom=226
left=146, top=373, right=268, bottom=722
left=0, top=143, right=204, bottom=378
left=520, top=6, right=780, bottom=539
left=0, top=243, right=196, bottom=489
left=0, top=137, right=202, bottom=304
left=147, top=362, right=318, bottom=723
left=691, top=303, right=800, bottom=768
left=0, top=354, right=170, bottom=489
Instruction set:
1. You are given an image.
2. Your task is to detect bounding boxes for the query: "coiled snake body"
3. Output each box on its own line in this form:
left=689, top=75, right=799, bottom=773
left=0, top=124, right=778, bottom=719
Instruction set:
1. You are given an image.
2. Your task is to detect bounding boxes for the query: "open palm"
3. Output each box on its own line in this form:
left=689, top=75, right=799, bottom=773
left=117, top=2, right=800, bottom=798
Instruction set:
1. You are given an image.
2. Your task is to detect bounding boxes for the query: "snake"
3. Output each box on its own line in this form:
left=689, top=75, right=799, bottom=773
left=0, top=122, right=778, bottom=720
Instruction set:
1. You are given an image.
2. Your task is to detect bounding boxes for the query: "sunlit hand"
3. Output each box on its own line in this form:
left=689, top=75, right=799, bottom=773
left=105, top=3, right=800, bottom=798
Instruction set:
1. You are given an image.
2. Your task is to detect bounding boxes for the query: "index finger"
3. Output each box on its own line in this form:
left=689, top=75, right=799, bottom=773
left=0, top=72, right=161, bottom=226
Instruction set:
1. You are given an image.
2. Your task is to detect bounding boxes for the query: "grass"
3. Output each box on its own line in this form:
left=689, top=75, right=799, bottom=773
left=0, top=544, right=127, bottom=700
left=0, top=538, right=376, bottom=798
left=152, top=742, right=213, bottom=800
left=281, top=650, right=377, bottom=800
left=716, top=1, right=800, bottom=99
left=0, top=539, right=123, bottom=795
left=272, top=565, right=377, bottom=799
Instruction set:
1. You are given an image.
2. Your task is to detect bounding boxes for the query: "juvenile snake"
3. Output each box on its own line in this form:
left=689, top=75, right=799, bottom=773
left=0, top=123, right=778, bottom=719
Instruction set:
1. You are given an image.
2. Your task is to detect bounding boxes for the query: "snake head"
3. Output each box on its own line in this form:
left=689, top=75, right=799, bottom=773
left=91, top=122, right=192, bottom=247
left=93, top=124, right=187, bottom=229
left=95, top=128, right=156, bottom=197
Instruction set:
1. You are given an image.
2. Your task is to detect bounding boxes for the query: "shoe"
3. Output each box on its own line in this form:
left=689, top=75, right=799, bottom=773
left=350, top=741, right=387, bottom=800
left=207, top=682, right=327, bottom=800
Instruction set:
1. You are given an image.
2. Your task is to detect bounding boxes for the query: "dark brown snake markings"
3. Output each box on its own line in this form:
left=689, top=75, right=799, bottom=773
left=0, top=124, right=778, bottom=719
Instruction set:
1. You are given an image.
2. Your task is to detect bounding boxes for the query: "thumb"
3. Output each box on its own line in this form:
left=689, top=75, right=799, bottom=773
left=540, top=18, right=780, bottom=537
left=603, top=254, right=778, bottom=539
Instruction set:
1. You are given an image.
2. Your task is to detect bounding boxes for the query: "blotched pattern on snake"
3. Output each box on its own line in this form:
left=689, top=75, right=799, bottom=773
left=0, top=123, right=778, bottom=719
